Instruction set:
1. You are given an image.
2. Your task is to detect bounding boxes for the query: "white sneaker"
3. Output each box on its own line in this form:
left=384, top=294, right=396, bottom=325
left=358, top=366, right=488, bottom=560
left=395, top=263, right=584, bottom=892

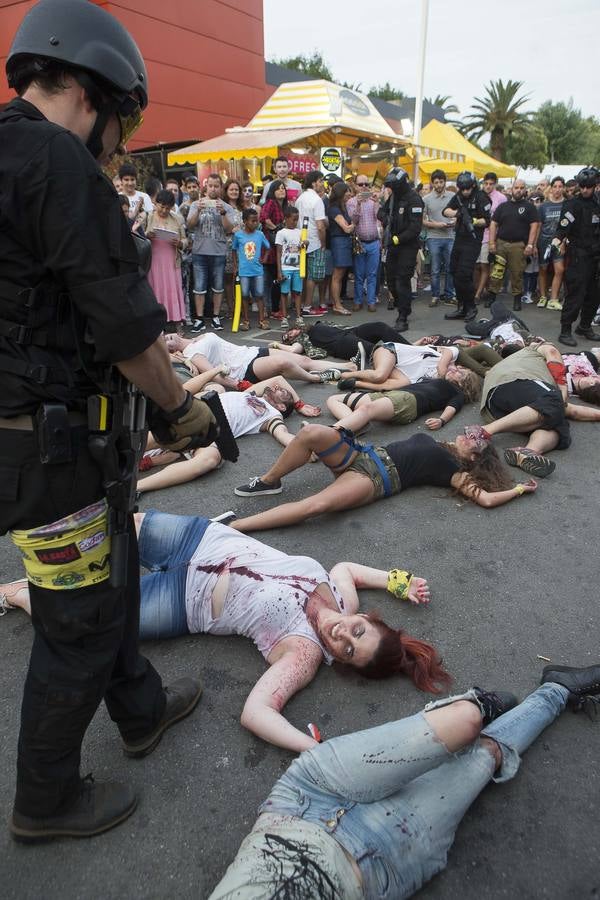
left=521, top=293, right=534, bottom=304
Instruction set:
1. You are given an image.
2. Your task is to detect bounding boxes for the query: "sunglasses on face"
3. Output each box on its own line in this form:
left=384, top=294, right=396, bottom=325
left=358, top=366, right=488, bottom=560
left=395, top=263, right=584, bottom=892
left=357, top=182, right=370, bottom=187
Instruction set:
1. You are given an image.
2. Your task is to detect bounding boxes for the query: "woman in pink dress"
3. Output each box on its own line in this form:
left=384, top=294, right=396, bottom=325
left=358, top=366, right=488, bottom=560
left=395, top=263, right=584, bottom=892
left=147, top=189, right=187, bottom=329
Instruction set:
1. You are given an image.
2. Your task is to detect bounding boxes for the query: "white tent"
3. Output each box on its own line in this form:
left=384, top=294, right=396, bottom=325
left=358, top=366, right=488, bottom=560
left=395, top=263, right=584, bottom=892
left=515, top=164, right=584, bottom=185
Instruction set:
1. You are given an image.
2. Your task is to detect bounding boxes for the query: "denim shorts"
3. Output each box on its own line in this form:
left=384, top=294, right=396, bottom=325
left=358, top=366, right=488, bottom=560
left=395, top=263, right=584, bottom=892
left=138, top=509, right=210, bottom=640
left=279, top=269, right=303, bottom=294
left=240, top=274, right=264, bottom=298
left=192, top=254, right=226, bottom=294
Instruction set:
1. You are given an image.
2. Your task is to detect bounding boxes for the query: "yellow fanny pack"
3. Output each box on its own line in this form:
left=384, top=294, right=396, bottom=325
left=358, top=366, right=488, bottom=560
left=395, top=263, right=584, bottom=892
left=11, top=500, right=111, bottom=590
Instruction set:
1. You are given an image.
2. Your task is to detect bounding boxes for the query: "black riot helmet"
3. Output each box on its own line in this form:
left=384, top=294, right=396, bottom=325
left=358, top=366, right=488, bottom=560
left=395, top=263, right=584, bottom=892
left=6, top=0, right=148, bottom=157
left=384, top=167, right=410, bottom=189
left=456, top=171, right=477, bottom=191
left=575, top=167, right=600, bottom=189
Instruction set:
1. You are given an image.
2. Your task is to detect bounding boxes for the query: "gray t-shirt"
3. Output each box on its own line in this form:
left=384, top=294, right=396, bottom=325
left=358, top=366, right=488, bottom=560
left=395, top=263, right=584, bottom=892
left=423, top=190, right=455, bottom=239
left=539, top=201, right=563, bottom=244
left=190, top=201, right=234, bottom=255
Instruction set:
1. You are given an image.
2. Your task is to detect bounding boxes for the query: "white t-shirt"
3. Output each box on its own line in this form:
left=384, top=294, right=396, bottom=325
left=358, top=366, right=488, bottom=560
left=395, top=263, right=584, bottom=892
left=490, top=322, right=526, bottom=346
left=275, top=227, right=302, bottom=271
left=185, top=524, right=343, bottom=661
left=295, top=189, right=326, bottom=253
left=219, top=392, right=280, bottom=438
left=386, top=342, right=459, bottom=383
left=183, top=333, right=258, bottom=382
left=126, top=190, right=154, bottom=214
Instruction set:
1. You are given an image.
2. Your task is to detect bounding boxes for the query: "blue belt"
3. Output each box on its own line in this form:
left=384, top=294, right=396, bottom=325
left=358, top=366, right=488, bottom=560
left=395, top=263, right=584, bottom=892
left=317, top=428, right=393, bottom=497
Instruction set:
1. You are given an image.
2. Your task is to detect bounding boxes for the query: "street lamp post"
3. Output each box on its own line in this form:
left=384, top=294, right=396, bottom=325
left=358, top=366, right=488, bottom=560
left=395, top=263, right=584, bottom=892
left=413, top=0, right=430, bottom=183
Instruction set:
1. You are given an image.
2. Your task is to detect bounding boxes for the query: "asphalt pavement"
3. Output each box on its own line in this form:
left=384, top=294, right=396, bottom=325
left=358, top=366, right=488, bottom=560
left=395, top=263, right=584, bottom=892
left=0, top=293, right=599, bottom=899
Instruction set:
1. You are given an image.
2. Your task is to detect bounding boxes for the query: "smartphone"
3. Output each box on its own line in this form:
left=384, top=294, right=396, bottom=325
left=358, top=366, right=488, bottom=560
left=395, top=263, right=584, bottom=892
left=203, top=198, right=217, bottom=208
left=359, top=191, right=371, bottom=200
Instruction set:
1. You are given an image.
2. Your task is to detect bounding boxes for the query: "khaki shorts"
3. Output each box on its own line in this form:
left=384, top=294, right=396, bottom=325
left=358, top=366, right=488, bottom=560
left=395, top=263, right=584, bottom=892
left=477, top=241, right=490, bottom=264
left=346, top=446, right=401, bottom=500
left=369, top=391, right=418, bottom=425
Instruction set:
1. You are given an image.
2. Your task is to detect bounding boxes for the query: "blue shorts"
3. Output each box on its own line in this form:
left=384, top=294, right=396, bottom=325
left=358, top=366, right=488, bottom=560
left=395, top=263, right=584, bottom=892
left=279, top=269, right=303, bottom=294
left=240, top=274, right=264, bottom=298
left=192, top=254, right=225, bottom=294
left=138, top=509, right=210, bottom=640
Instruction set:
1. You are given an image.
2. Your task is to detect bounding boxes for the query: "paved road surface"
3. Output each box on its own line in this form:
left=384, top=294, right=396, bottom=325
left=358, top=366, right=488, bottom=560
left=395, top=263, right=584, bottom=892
left=1, top=296, right=598, bottom=899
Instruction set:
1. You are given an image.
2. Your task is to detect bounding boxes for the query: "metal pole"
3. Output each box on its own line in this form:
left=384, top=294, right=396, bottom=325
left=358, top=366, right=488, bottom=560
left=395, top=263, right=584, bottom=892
left=412, top=0, right=429, bottom=183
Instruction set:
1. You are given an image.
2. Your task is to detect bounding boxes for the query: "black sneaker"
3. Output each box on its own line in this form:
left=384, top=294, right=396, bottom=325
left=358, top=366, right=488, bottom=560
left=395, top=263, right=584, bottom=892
left=470, top=687, right=519, bottom=726
left=190, top=318, right=206, bottom=334
left=574, top=326, right=600, bottom=340
left=122, top=677, right=203, bottom=758
left=10, top=775, right=137, bottom=843
left=211, top=316, right=223, bottom=331
left=235, top=476, right=283, bottom=497
left=313, top=368, right=342, bottom=383
left=337, top=376, right=357, bottom=391
left=394, top=317, right=408, bottom=333
left=351, top=341, right=367, bottom=371
left=558, top=329, right=577, bottom=347
left=541, top=664, right=600, bottom=712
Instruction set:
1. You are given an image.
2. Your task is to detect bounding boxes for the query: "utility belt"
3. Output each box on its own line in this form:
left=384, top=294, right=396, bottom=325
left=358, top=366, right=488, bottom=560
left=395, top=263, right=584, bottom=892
left=7, top=381, right=147, bottom=591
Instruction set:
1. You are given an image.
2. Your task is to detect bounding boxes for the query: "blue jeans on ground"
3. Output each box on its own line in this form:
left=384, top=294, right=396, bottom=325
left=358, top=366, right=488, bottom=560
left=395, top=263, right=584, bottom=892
left=138, top=509, right=210, bottom=640
left=260, top=683, right=568, bottom=898
left=427, top=238, right=455, bottom=298
left=353, top=239, right=381, bottom=307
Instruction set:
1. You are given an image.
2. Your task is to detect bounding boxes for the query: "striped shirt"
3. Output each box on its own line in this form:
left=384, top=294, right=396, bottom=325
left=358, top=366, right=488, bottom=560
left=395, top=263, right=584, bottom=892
left=347, top=196, right=381, bottom=242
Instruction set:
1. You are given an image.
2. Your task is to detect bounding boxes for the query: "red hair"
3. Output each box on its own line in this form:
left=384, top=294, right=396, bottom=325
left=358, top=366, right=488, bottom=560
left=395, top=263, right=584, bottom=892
left=359, top=612, right=452, bottom=693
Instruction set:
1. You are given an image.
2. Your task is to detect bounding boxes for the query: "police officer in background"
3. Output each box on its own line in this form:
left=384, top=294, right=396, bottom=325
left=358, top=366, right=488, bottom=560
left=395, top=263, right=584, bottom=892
left=442, top=171, right=491, bottom=323
left=0, top=0, right=235, bottom=842
left=554, top=166, right=600, bottom=347
left=378, top=167, right=424, bottom=332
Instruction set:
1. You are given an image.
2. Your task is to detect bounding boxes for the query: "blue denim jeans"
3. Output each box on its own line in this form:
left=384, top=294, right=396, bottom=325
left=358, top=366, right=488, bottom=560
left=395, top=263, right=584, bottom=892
left=192, top=253, right=226, bottom=294
left=426, top=238, right=455, bottom=298
left=138, top=509, right=210, bottom=640
left=353, top=239, right=381, bottom=306
left=259, top=684, right=568, bottom=898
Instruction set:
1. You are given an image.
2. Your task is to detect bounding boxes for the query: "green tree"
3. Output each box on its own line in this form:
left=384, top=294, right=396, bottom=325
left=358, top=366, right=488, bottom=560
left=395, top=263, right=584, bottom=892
left=269, top=51, right=334, bottom=81
left=462, top=79, right=532, bottom=161
left=534, top=100, right=588, bottom=163
left=580, top=117, right=600, bottom=166
left=505, top=125, right=549, bottom=169
left=425, top=94, right=459, bottom=117
left=368, top=81, right=406, bottom=102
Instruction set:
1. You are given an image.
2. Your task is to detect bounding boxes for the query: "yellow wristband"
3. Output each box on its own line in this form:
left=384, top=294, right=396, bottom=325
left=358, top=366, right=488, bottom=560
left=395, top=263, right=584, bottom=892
left=387, top=569, right=413, bottom=601
left=514, top=484, right=525, bottom=496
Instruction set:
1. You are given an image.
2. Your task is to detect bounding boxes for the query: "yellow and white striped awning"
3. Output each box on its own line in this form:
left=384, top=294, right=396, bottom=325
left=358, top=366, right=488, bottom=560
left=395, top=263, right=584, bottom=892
left=247, top=80, right=397, bottom=139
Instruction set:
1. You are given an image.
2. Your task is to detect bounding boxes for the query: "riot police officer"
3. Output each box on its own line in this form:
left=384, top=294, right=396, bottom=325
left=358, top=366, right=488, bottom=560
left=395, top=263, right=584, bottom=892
left=378, top=167, right=424, bottom=332
left=0, top=0, right=234, bottom=842
left=554, top=166, right=600, bottom=347
left=442, top=171, right=491, bottom=322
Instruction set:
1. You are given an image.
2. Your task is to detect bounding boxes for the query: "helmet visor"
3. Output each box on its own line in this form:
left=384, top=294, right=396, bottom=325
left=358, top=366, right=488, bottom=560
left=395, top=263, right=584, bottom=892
left=117, top=94, right=143, bottom=146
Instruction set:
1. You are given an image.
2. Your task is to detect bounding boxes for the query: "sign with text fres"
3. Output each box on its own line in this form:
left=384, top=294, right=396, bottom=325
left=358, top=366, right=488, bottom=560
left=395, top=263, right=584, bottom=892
left=285, top=155, right=319, bottom=175
left=320, top=147, right=343, bottom=178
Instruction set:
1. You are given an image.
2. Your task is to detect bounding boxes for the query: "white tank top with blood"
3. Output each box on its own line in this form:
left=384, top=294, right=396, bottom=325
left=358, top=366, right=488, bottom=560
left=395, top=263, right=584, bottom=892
left=185, top=524, right=344, bottom=663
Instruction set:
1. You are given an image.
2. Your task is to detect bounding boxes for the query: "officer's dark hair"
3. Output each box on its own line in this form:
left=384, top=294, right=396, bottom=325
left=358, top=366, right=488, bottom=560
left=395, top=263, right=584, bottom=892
left=242, top=207, right=258, bottom=222
left=431, top=169, right=446, bottom=182
left=144, top=178, right=162, bottom=200
left=8, top=56, right=74, bottom=96
left=156, top=189, right=175, bottom=207
left=484, top=172, right=498, bottom=183
left=303, top=170, right=324, bottom=190
left=119, top=162, right=137, bottom=179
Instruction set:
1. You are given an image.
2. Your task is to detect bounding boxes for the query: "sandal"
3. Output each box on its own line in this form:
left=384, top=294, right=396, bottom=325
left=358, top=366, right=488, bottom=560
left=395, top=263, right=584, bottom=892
left=331, top=307, right=352, bottom=316
left=0, top=580, right=27, bottom=616
left=504, top=447, right=555, bottom=478
left=239, top=320, right=250, bottom=331
left=259, top=319, right=271, bottom=330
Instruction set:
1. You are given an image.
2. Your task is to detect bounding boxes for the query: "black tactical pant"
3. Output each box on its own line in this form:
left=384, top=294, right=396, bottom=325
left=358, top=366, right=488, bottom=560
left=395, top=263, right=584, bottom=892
left=307, top=321, right=411, bottom=360
left=450, top=237, right=481, bottom=312
left=561, top=251, right=600, bottom=329
left=0, top=425, right=165, bottom=817
left=385, top=244, right=418, bottom=321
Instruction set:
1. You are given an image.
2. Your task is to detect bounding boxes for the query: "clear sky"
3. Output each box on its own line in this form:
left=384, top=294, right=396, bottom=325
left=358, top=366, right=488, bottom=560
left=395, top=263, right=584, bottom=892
left=264, top=0, right=599, bottom=120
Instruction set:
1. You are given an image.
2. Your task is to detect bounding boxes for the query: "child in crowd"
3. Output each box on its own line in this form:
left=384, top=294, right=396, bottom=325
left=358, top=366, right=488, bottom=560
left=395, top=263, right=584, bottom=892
left=275, top=205, right=305, bottom=328
left=232, top=208, right=271, bottom=331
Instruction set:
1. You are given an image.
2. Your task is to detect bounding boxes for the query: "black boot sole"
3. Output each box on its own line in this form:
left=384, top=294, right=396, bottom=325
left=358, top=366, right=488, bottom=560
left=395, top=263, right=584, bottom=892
left=10, top=797, right=137, bottom=843
left=123, top=683, right=203, bottom=759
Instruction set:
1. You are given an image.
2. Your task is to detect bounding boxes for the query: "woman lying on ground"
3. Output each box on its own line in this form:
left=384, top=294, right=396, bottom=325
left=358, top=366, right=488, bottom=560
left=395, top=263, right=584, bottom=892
left=332, top=339, right=483, bottom=400
left=1, top=512, right=444, bottom=753
left=232, top=424, right=537, bottom=528
left=208, top=662, right=599, bottom=900
left=327, top=376, right=467, bottom=434
left=138, top=376, right=319, bottom=493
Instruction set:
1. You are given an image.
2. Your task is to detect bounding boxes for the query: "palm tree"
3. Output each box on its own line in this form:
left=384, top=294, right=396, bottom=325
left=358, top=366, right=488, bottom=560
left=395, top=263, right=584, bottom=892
left=426, top=94, right=459, bottom=117
left=461, top=79, right=532, bottom=161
